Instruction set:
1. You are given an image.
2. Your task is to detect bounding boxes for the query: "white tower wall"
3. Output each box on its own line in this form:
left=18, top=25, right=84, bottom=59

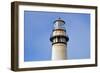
left=52, top=43, right=66, bottom=60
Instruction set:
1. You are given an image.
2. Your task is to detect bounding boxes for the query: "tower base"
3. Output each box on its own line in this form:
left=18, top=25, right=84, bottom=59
left=52, top=43, right=66, bottom=60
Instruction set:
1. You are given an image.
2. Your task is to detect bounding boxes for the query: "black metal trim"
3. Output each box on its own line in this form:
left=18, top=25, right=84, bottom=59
left=53, top=28, right=66, bottom=32
left=50, top=35, right=69, bottom=42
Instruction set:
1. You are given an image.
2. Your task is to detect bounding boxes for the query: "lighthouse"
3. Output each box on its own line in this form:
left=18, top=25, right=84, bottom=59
left=50, top=18, right=69, bottom=60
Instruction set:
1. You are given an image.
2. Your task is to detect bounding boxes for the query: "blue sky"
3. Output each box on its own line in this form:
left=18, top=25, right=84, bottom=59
left=24, top=11, right=90, bottom=61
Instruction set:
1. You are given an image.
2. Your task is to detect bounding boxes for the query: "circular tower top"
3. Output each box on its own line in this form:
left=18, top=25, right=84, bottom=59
left=50, top=18, right=69, bottom=43
left=53, top=18, right=66, bottom=30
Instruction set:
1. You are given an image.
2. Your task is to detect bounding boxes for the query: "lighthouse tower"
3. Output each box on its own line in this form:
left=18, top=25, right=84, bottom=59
left=50, top=18, right=69, bottom=60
